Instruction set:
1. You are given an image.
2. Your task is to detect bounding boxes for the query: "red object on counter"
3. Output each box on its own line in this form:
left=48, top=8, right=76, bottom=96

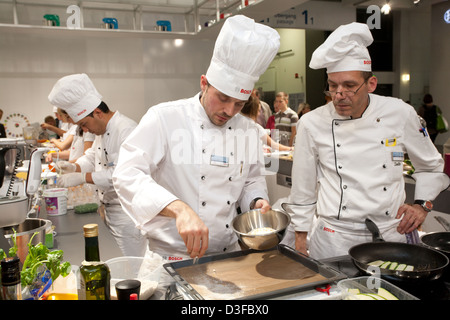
left=315, top=284, right=331, bottom=295
left=130, top=293, right=138, bottom=300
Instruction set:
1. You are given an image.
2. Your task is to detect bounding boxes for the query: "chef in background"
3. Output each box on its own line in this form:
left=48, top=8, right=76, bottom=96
left=113, top=15, right=279, bottom=261
left=48, top=73, right=148, bottom=257
left=288, top=22, right=450, bottom=259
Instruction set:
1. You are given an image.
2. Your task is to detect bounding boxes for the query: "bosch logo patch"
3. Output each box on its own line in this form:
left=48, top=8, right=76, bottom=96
left=323, top=227, right=335, bottom=233
left=240, top=88, right=252, bottom=95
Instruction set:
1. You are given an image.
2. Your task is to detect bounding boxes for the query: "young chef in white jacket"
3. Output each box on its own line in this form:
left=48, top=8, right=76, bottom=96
left=113, top=15, right=280, bottom=261
left=288, top=22, right=450, bottom=259
left=47, top=73, right=148, bottom=257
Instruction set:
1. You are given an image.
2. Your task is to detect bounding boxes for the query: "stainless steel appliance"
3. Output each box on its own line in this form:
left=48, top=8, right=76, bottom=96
left=0, top=140, right=49, bottom=252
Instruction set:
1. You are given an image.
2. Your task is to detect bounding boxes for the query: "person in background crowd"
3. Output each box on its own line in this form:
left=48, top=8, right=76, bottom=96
left=0, top=109, right=6, bottom=138
left=273, top=92, right=298, bottom=146
left=48, top=73, right=148, bottom=257
left=288, top=22, right=449, bottom=259
left=112, top=15, right=279, bottom=261
left=418, top=94, right=439, bottom=143
left=241, top=96, right=293, bottom=152
left=41, top=115, right=59, bottom=140
left=41, top=107, right=66, bottom=139
left=297, top=102, right=311, bottom=119
left=252, top=89, right=272, bottom=128
left=45, top=109, right=95, bottom=163
left=48, top=108, right=75, bottom=151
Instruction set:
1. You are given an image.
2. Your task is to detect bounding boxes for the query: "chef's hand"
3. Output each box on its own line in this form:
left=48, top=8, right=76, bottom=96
left=57, top=172, right=86, bottom=188
left=396, top=203, right=428, bottom=234
left=252, top=199, right=271, bottom=213
left=162, top=200, right=209, bottom=258
left=55, top=161, right=77, bottom=174
left=295, top=231, right=309, bottom=257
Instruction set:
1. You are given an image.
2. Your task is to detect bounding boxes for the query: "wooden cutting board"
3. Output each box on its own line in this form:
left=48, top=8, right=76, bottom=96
left=176, top=250, right=326, bottom=299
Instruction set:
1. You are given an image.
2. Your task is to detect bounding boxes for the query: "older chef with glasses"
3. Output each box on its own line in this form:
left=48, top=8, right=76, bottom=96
left=113, top=15, right=280, bottom=261
left=287, top=22, right=450, bottom=259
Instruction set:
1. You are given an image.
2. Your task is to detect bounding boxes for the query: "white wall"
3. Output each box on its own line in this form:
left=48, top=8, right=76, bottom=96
left=256, top=28, right=306, bottom=97
left=0, top=29, right=214, bottom=127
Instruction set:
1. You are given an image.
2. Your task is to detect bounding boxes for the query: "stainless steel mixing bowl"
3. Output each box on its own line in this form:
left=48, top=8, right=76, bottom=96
left=232, top=209, right=291, bottom=250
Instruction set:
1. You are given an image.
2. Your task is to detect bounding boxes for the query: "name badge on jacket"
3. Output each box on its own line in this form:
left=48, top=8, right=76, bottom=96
left=210, top=155, right=229, bottom=167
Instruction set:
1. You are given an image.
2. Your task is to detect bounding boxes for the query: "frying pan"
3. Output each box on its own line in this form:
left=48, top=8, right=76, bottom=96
left=348, top=219, right=449, bottom=282
left=420, top=231, right=450, bottom=281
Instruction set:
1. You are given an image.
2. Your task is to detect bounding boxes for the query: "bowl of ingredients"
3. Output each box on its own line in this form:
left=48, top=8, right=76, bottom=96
left=232, top=209, right=291, bottom=250
left=338, top=276, right=418, bottom=300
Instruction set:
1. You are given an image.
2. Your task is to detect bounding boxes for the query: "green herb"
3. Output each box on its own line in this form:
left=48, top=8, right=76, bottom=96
left=20, top=232, right=71, bottom=287
left=0, top=229, right=18, bottom=260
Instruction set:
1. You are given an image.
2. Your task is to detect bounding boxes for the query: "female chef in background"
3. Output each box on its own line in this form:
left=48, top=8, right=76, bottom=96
left=113, top=15, right=280, bottom=261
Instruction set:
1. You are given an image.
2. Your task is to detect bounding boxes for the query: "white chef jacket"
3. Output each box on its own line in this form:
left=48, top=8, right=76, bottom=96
left=76, top=111, right=137, bottom=205
left=289, top=94, right=449, bottom=257
left=75, top=111, right=147, bottom=256
left=69, top=129, right=95, bottom=161
left=113, top=93, right=268, bottom=259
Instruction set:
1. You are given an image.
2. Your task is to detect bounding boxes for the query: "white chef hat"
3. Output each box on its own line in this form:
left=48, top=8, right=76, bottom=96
left=309, top=22, right=373, bottom=73
left=48, top=73, right=102, bottom=123
left=205, top=15, right=280, bottom=100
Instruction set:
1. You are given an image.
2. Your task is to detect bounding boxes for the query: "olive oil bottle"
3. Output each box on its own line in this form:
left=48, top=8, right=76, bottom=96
left=79, top=224, right=111, bottom=300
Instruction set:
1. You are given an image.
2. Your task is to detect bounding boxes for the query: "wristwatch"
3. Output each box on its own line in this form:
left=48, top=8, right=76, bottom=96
left=414, top=200, right=433, bottom=212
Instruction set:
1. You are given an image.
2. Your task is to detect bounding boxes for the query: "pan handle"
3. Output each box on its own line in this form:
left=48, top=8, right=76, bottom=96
left=365, top=218, right=385, bottom=242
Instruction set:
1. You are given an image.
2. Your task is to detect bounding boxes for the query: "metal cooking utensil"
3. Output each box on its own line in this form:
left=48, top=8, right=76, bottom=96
left=434, top=216, right=450, bottom=231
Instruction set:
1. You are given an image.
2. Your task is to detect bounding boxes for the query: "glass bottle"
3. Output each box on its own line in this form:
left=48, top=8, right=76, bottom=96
left=1, top=256, right=22, bottom=300
left=78, top=224, right=110, bottom=300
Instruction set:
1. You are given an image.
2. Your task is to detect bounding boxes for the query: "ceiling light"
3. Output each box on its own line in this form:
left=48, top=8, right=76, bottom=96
left=381, top=3, right=391, bottom=14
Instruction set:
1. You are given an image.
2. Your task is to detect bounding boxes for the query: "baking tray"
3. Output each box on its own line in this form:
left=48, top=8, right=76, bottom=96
left=163, top=244, right=347, bottom=300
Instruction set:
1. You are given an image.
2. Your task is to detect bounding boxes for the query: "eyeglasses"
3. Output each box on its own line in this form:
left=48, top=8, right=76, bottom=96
left=324, top=81, right=367, bottom=97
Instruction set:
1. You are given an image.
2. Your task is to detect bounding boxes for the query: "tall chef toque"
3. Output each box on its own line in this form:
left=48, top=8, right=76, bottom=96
left=309, top=22, right=373, bottom=73
left=205, top=15, right=280, bottom=100
left=48, top=73, right=102, bottom=123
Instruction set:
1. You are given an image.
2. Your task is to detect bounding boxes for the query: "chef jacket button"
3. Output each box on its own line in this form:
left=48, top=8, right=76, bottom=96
left=201, top=176, right=205, bottom=180
left=98, top=162, right=101, bottom=165
left=376, top=118, right=381, bottom=122
left=335, top=121, right=339, bottom=126
left=343, top=185, right=347, bottom=189
left=202, top=201, right=206, bottom=206
left=383, top=164, right=387, bottom=168
left=227, top=201, right=230, bottom=205
left=337, top=143, right=341, bottom=147
left=342, top=206, right=347, bottom=210
left=202, top=149, right=206, bottom=153
left=381, top=140, right=384, bottom=145
left=383, top=187, right=387, bottom=191
left=385, top=211, right=389, bottom=215
left=226, top=224, right=229, bottom=228
left=338, top=165, right=342, bottom=169
left=223, top=248, right=227, bottom=252
left=98, top=147, right=101, bottom=150
left=230, top=152, right=234, bottom=156
left=228, top=127, right=232, bottom=130
left=229, top=177, right=232, bottom=181
left=200, top=124, right=204, bottom=129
